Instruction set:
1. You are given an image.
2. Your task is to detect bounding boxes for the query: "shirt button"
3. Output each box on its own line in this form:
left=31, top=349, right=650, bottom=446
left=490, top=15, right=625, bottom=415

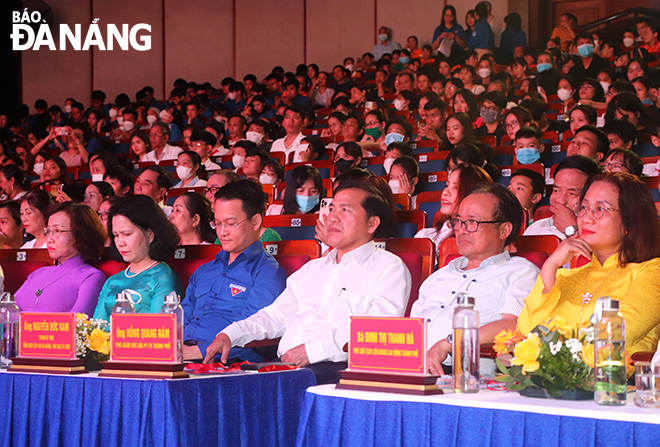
left=222, top=273, right=227, bottom=276
left=214, top=293, right=217, bottom=296
left=463, top=274, right=467, bottom=278
left=441, top=305, right=445, bottom=309
left=451, top=291, right=455, bottom=294
left=427, top=319, right=431, bottom=323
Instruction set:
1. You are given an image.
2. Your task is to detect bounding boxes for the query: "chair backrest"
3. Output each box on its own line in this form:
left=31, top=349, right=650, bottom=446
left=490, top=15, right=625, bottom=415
left=0, top=249, right=56, bottom=294
left=533, top=205, right=553, bottom=221
left=416, top=151, right=449, bottom=173
left=284, top=160, right=335, bottom=179
left=166, top=186, right=207, bottom=205
left=165, top=245, right=223, bottom=290
left=263, top=214, right=319, bottom=241
left=392, top=193, right=411, bottom=211
left=394, top=209, right=426, bottom=232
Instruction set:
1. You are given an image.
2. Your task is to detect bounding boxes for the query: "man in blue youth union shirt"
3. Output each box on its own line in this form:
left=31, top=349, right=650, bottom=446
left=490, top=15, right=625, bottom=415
left=181, top=180, right=287, bottom=362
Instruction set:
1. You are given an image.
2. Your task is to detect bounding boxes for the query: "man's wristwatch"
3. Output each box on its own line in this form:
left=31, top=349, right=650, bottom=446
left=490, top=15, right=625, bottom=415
left=446, top=333, right=453, bottom=345
left=564, top=225, right=578, bottom=237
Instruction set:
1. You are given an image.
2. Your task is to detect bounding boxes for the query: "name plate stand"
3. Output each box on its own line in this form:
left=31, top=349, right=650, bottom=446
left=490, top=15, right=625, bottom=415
left=98, top=313, right=188, bottom=379
left=9, top=312, right=86, bottom=375
left=336, top=317, right=443, bottom=395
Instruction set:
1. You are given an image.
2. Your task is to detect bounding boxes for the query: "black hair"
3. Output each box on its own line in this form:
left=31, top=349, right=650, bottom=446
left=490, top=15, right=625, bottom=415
left=511, top=168, right=545, bottom=198
left=261, top=159, right=285, bottom=182
left=605, top=91, right=648, bottom=128
left=385, top=117, right=413, bottom=139
left=424, top=98, right=447, bottom=113
left=191, top=130, right=217, bottom=148
left=603, top=148, right=643, bottom=177
left=518, top=98, right=545, bottom=121
left=104, top=165, right=134, bottom=192
left=469, top=183, right=522, bottom=246
left=334, top=181, right=392, bottom=240
left=482, top=91, right=507, bottom=110
left=453, top=89, right=479, bottom=121
left=603, top=119, right=637, bottom=146
left=215, top=179, right=267, bottom=218
left=569, top=104, right=598, bottom=127
left=0, top=200, right=21, bottom=226
left=88, top=181, right=115, bottom=199
left=574, top=125, right=609, bottom=156
left=515, top=126, right=542, bottom=142
left=386, top=142, right=414, bottom=157
left=392, top=155, right=419, bottom=179
left=283, top=166, right=322, bottom=215
left=178, top=192, right=216, bottom=243
left=0, top=164, right=28, bottom=192
left=143, top=165, right=173, bottom=190
left=554, top=155, right=603, bottom=177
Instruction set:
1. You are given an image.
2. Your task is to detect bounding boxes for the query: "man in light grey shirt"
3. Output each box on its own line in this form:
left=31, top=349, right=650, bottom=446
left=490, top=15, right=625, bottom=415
left=371, top=26, right=402, bottom=60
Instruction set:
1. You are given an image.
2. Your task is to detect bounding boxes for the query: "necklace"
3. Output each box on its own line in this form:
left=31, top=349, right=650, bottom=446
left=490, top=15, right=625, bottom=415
left=580, top=265, right=620, bottom=322
left=34, top=264, right=75, bottom=302
left=124, top=260, right=159, bottom=278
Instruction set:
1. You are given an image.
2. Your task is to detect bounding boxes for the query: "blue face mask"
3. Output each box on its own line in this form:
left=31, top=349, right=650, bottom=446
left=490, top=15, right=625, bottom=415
left=385, top=132, right=405, bottom=147
left=399, top=57, right=410, bottom=65
left=536, top=63, right=552, bottom=73
left=296, top=194, right=320, bottom=213
left=577, top=44, right=594, bottom=58
left=516, top=147, right=541, bottom=165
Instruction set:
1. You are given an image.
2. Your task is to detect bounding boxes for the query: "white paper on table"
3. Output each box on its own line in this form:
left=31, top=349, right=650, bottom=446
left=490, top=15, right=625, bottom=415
left=439, top=38, right=453, bottom=58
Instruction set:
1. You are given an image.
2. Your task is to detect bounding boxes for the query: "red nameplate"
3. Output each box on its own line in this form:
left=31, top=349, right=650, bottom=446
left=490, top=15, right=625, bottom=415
left=348, top=317, right=427, bottom=374
left=19, top=312, right=76, bottom=359
left=110, top=314, right=177, bottom=363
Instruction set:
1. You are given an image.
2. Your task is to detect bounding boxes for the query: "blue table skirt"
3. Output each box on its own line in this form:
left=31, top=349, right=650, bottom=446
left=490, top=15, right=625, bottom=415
left=0, top=368, right=315, bottom=447
left=296, top=388, right=660, bottom=447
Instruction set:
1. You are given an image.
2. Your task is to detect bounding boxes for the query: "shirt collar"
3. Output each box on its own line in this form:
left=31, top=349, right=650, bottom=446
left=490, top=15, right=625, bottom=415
left=590, top=253, right=619, bottom=269
left=58, top=255, right=86, bottom=268
left=328, top=240, right=376, bottom=265
left=450, top=250, right=510, bottom=271
left=217, top=238, right=264, bottom=265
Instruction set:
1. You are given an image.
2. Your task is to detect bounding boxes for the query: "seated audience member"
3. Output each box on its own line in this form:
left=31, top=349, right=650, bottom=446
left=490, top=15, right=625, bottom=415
left=170, top=192, right=216, bottom=245
left=282, top=78, right=312, bottom=108
left=567, top=125, right=609, bottom=161
left=227, top=115, right=248, bottom=148
left=97, top=196, right=121, bottom=235
left=568, top=32, right=612, bottom=83
left=83, top=181, right=114, bottom=213
left=514, top=126, right=545, bottom=165
left=320, top=112, right=346, bottom=143
left=259, top=159, right=285, bottom=187
left=88, top=152, right=117, bottom=182
left=309, top=72, right=335, bottom=108
left=415, top=163, right=493, bottom=255
left=0, top=201, right=25, bottom=248
left=445, top=144, right=501, bottom=182
left=190, top=130, right=221, bottom=171
left=0, top=165, right=28, bottom=201
left=39, top=156, right=69, bottom=188
left=383, top=142, right=414, bottom=174
left=242, top=146, right=270, bottom=180
left=334, top=141, right=365, bottom=175
left=602, top=149, right=643, bottom=177
left=568, top=104, right=598, bottom=135
left=142, top=123, right=183, bottom=163
left=518, top=173, right=660, bottom=356
left=605, top=91, right=650, bottom=134
left=173, top=151, right=207, bottom=188
left=30, top=126, right=89, bottom=168
left=412, top=184, right=540, bottom=376
left=503, top=107, right=533, bottom=143
left=129, top=131, right=152, bottom=162
left=270, top=106, right=306, bottom=163
left=182, top=181, right=288, bottom=362
left=388, top=156, right=420, bottom=208
left=203, top=182, right=412, bottom=384
left=20, top=188, right=53, bottom=249
left=602, top=119, right=637, bottom=151
left=93, top=195, right=184, bottom=320
left=475, top=91, right=507, bottom=141
left=134, top=165, right=173, bottom=216
left=267, top=165, right=322, bottom=216
left=204, top=171, right=239, bottom=202
left=508, top=168, right=545, bottom=223
left=16, top=202, right=106, bottom=315
left=103, top=166, right=134, bottom=197
left=417, top=99, right=448, bottom=142
left=525, top=156, right=602, bottom=239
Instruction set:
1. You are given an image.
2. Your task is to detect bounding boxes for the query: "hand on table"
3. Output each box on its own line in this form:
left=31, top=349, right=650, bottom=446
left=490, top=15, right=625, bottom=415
left=203, top=333, right=232, bottom=365
left=427, top=339, right=451, bottom=375
left=281, top=344, right=310, bottom=367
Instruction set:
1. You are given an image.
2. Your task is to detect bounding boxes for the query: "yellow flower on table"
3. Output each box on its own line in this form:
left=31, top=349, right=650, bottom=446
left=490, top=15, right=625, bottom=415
left=511, top=333, right=541, bottom=374
left=581, top=344, right=595, bottom=368
left=493, top=329, right=525, bottom=356
left=545, top=315, right=574, bottom=337
left=88, top=328, right=110, bottom=355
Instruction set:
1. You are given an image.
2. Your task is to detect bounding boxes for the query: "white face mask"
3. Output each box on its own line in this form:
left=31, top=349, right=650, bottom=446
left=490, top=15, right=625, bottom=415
left=108, top=109, right=118, bottom=119
left=259, top=173, right=277, bottom=185
left=33, top=162, right=44, bottom=176
left=64, top=105, right=72, bottom=114
left=246, top=131, right=264, bottom=145
left=599, top=81, right=611, bottom=94
left=478, top=68, right=491, bottom=78
left=121, top=121, right=135, bottom=132
left=393, top=98, right=406, bottom=111
left=388, top=179, right=402, bottom=194
left=383, top=157, right=396, bottom=174
left=91, top=173, right=104, bottom=182
left=213, top=116, right=224, bottom=123
left=345, top=64, right=354, bottom=72
left=232, top=154, right=245, bottom=168
left=146, top=115, right=157, bottom=125
left=623, top=37, right=635, bottom=47
left=557, top=88, right=574, bottom=101
left=175, top=165, right=193, bottom=181
left=228, top=92, right=238, bottom=100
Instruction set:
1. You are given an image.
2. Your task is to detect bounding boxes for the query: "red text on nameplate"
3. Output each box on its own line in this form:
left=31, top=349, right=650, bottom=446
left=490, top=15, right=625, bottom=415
left=19, top=312, right=76, bottom=359
left=111, top=314, right=176, bottom=363
left=348, top=317, right=427, bottom=374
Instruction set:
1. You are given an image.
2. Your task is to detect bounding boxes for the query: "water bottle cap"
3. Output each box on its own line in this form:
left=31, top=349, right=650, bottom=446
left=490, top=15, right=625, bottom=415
left=602, top=297, right=619, bottom=311
left=163, top=291, right=179, bottom=304
left=456, top=292, right=475, bottom=306
left=0, top=292, right=15, bottom=303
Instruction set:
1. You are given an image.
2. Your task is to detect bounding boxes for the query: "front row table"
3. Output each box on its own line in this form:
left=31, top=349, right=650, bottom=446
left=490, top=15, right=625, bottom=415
left=295, top=384, right=660, bottom=447
left=0, top=367, right=315, bottom=447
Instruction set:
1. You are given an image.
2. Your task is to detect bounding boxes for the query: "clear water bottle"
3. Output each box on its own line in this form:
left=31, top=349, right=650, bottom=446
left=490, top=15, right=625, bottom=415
left=0, top=292, right=19, bottom=368
left=452, top=292, right=480, bottom=393
left=112, top=290, right=136, bottom=315
left=161, top=291, right=184, bottom=363
left=592, top=296, right=627, bottom=406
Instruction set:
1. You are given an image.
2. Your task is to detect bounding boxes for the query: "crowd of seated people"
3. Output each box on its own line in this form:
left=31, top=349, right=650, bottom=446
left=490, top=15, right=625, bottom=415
left=2, top=2, right=660, bottom=383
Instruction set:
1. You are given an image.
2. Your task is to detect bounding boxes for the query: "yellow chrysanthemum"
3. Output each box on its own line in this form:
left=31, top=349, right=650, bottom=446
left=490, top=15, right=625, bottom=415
left=581, top=344, right=595, bottom=368
left=87, top=329, right=110, bottom=355
left=511, top=333, right=541, bottom=374
left=546, top=315, right=575, bottom=337
left=493, top=329, right=525, bottom=356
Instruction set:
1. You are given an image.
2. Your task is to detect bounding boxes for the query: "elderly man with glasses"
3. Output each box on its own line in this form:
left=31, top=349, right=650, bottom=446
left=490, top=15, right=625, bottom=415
left=142, top=122, right=182, bottom=164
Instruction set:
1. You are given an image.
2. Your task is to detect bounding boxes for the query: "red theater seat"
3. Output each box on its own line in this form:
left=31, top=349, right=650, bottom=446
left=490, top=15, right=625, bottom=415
left=0, top=249, right=56, bottom=294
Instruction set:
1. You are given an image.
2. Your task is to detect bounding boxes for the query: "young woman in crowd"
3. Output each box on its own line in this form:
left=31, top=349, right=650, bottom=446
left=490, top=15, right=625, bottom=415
left=82, top=181, right=115, bottom=213
left=0, top=165, right=28, bottom=201
left=503, top=107, right=534, bottom=143
left=20, top=188, right=52, bottom=249
left=280, top=165, right=323, bottom=215
left=130, top=131, right=152, bottom=162
left=170, top=192, right=216, bottom=245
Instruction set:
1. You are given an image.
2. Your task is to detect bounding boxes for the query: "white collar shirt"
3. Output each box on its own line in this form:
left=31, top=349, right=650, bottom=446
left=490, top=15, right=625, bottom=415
left=523, top=216, right=566, bottom=240
left=142, top=144, right=182, bottom=164
left=270, top=133, right=305, bottom=163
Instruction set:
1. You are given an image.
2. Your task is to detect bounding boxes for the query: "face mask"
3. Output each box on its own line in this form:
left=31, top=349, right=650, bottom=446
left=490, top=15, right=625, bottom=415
left=146, top=115, right=157, bottom=125
left=623, top=37, right=635, bottom=47
left=385, top=132, right=405, bottom=146
left=176, top=165, right=194, bottom=181
left=121, top=121, right=135, bottom=132
left=91, top=174, right=104, bottom=182
left=536, top=63, right=552, bottom=73
left=378, top=33, right=388, bottom=42
left=480, top=108, right=499, bottom=125
left=383, top=157, right=396, bottom=174
left=478, top=68, right=491, bottom=78
left=246, top=131, right=264, bottom=145
left=296, top=194, right=320, bottom=213
left=599, top=81, right=611, bottom=94
left=516, top=147, right=541, bottom=165
left=364, top=127, right=382, bottom=139
left=345, top=64, right=354, bottom=72
left=108, top=109, right=118, bottom=119
left=232, top=154, right=245, bottom=169
left=577, top=44, right=594, bottom=58
left=64, top=105, right=72, bottom=114
left=388, top=179, right=402, bottom=194
left=393, top=98, right=406, bottom=111
left=335, top=158, right=354, bottom=175
left=33, top=162, right=44, bottom=176
left=259, top=173, right=277, bottom=185
left=228, top=92, right=238, bottom=100
left=557, top=88, right=574, bottom=101
left=399, top=57, right=410, bottom=65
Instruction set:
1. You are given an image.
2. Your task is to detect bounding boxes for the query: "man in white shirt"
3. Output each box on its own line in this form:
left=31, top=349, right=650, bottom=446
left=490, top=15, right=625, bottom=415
left=524, top=156, right=602, bottom=240
left=204, top=182, right=412, bottom=384
left=412, top=184, right=540, bottom=376
left=189, top=130, right=221, bottom=171
left=270, top=106, right=306, bottom=164
left=134, top=165, right=173, bottom=216
left=143, top=123, right=182, bottom=164
left=371, top=26, right=402, bottom=61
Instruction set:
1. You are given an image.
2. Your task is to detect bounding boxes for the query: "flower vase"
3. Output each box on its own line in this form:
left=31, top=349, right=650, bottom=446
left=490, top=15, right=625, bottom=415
left=518, top=387, right=594, bottom=400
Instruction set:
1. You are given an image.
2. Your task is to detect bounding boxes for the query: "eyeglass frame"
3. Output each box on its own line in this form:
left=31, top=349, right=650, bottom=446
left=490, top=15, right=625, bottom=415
left=43, top=227, right=73, bottom=237
left=601, top=161, right=631, bottom=173
left=448, top=217, right=505, bottom=233
left=209, top=217, right=249, bottom=231
left=576, top=202, right=620, bottom=220
left=202, top=186, right=221, bottom=196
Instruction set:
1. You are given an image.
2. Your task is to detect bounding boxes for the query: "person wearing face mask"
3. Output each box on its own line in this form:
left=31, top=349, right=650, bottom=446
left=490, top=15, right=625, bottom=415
left=334, top=142, right=364, bottom=177
left=231, top=141, right=249, bottom=172
left=265, top=165, right=322, bottom=216
left=568, top=32, right=612, bottom=84
left=514, top=126, right=545, bottom=165
left=388, top=156, right=419, bottom=208
left=371, top=26, right=402, bottom=61
left=556, top=75, right=578, bottom=116
left=382, top=141, right=414, bottom=174
left=259, top=159, right=285, bottom=188
left=224, top=82, right=248, bottom=115
left=110, top=108, right=138, bottom=140
left=173, top=151, right=207, bottom=188
left=474, top=91, right=507, bottom=141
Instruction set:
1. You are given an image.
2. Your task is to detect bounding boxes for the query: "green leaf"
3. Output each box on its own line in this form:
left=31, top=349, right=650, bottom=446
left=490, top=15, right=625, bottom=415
left=496, top=358, right=509, bottom=375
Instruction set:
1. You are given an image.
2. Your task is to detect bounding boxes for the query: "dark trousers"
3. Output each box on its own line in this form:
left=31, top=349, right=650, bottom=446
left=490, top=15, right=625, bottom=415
left=306, top=361, right=348, bottom=385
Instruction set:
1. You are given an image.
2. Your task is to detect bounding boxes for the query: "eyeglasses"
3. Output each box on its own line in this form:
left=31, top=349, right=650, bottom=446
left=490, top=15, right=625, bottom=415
left=210, top=218, right=248, bottom=231
left=504, top=120, right=519, bottom=130
left=448, top=218, right=504, bottom=232
left=150, top=133, right=164, bottom=137
left=189, top=142, right=205, bottom=149
left=98, top=211, right=110, bottom=220
left=203, top=186, right=221, bottom=196
left=576, top=202, right=619, bottom=220
left=43, top=227, right=73, bottom=237
left=365, top=121, right=380, bottom=128
left=601, top=161, right=631, bottom=173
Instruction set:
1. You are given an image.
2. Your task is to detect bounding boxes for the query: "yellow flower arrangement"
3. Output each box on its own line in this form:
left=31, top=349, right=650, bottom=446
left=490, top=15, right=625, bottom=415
left=493, top=329, right=525, bottom=356
left=88, top=328, right=110, bottom=355
left=76, top=313, right=110, bottom=362
left=510, top=333, right=541, bottom=374
left=581, top=344, right=595, bottom=368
